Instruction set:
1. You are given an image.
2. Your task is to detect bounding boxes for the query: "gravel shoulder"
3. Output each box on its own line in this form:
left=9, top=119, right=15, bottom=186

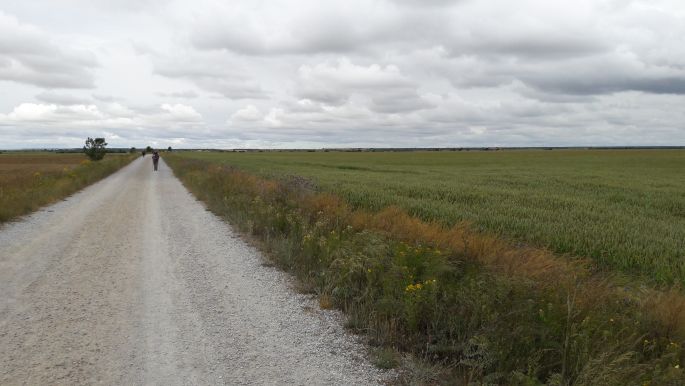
left=0, top=157, right=389, bottom=385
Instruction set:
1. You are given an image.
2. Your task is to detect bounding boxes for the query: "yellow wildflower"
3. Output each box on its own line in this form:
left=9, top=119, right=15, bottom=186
left=405, top=283, right=423, bottom=292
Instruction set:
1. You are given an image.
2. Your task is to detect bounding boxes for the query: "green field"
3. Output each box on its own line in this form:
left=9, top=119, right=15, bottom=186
left=175, top=149, right=685, bottom=285
left=166, top=149, right=685, bottom=383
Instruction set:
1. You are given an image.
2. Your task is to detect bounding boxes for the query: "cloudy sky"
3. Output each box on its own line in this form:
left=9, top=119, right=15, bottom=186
left=1, top=0, right=684, bottom=149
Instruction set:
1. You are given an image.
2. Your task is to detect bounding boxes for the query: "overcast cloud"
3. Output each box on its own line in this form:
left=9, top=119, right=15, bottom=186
left=0, top=0, right=684, bottom=149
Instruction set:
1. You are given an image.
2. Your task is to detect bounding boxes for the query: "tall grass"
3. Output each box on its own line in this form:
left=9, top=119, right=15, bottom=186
left=166, top=155, right=685, bottom=385
left=0, top=153, right=135, bottom=223
left=173, top=150, right=685, bottom=286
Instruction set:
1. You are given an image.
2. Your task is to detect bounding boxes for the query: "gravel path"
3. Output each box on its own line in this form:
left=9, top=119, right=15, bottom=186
left=0, top=157, right=389, bottom=385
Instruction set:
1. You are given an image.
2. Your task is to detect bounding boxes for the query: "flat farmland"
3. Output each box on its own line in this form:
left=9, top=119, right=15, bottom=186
left=175, top=149, right=685, bottom=285
left=0, top=152, right=133, bottom=222
left=0, top=152, right=86, bottom=178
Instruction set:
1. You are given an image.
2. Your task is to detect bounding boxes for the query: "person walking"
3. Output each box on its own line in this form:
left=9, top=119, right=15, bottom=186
left=152, top=151, right=160, bottom=171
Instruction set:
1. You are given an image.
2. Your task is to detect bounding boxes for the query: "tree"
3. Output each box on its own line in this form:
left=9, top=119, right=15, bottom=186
left=129, top=146, right=137, bottom=154
left=167, top=146, right=172, bottom=152
left=83, top=137, right=107, bottom=161
left=146, top=145, right=153, bottom=152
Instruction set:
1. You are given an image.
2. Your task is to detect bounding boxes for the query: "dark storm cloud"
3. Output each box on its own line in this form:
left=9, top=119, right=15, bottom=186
left=448, top=33, right=607, bottom=60
left=443, top=51, right=685, bottom=96
left=532, top=76, right=685, bottom=96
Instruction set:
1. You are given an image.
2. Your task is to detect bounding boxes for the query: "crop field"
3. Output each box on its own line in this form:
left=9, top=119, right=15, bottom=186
left=165, top=149, right=685, bottom=383
left=174, top=149, right=685, bottom=285
left=0, top=152, right=85, bottom=173
left=0, top=152, right=133, bottom=222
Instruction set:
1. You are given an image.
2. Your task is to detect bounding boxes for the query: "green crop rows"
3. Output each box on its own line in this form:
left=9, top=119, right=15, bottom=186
left=176, top=149, right=685, bottom=285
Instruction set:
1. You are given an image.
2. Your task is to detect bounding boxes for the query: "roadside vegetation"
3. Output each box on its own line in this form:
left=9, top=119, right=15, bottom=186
left=175, top=150, right=685, bottom=286
left=0, top=152, right=134, bottom=223
left=165, top=152, right=685, bottom=385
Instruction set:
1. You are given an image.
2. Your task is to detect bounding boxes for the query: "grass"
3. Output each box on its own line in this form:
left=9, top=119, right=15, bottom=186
left=164, top=154, right=685, bottom=385
left=171, top=149, right=685, bottom=286
left=0, top=152, right=135, bottom=223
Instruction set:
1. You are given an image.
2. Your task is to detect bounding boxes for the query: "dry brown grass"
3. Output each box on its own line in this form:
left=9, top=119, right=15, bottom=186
left=0, top=153, right=85, bottom=166
left=645, top=289, right=685, bottom=339
left=300, top=193, right=584, bottom=288
left=296, top=173, right=685, bottom=341
left=0, top=152, right=133, bottom=223
left=0, top=153, right=86, bottom=185
left=352, top=206, right=584, bottom=282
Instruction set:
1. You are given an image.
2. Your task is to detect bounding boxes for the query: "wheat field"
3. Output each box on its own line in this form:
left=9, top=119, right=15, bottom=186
left=174, top=149, right=685, bottom=284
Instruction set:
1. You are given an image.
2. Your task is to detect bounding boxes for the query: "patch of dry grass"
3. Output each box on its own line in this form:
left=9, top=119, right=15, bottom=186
left=0, top=152, right=134, bottom=222
left=0, top=153, right=85, bottom=184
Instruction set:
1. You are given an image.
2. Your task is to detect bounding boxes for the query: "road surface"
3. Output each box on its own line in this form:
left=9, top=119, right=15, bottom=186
left=0, top=157, right=387, bottom=385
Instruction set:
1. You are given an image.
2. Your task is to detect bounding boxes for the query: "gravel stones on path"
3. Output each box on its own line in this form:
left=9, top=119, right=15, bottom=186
left=0, top=157, right=390, bottom=385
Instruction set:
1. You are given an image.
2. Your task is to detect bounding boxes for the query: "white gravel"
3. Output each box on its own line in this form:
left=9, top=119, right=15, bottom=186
left=0, top=157, right=390, bottom=385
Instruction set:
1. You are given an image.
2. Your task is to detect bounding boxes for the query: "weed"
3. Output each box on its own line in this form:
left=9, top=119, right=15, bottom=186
left=165, top=154, right=685, bottom=384
left=372, top=347, right=400, bottom=369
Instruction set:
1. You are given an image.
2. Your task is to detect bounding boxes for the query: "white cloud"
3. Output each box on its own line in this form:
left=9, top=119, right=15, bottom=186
left=0, top=0, right=685, bottom=148
left=153, top=51, right=267, bottom=99
left=230, top=105, right=262, bottom=122
left=160, top=103, right=202, bottom=122
left=0, top=102, right=205, bottom=145
left=1, top=103, right=103, bottom=123
left=0, top=11, right=97, bottom=89
left=191, top=1, right=400, bottom=56
left=296, top=58, right=435, bottom=113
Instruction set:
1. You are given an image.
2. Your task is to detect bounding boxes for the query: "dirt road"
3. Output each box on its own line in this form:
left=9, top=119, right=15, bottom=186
left=0, top=157, right=387, bottom=385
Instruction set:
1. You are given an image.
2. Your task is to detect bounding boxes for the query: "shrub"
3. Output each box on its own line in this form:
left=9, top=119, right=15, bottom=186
left=83, top=137, right=107, bottom=161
